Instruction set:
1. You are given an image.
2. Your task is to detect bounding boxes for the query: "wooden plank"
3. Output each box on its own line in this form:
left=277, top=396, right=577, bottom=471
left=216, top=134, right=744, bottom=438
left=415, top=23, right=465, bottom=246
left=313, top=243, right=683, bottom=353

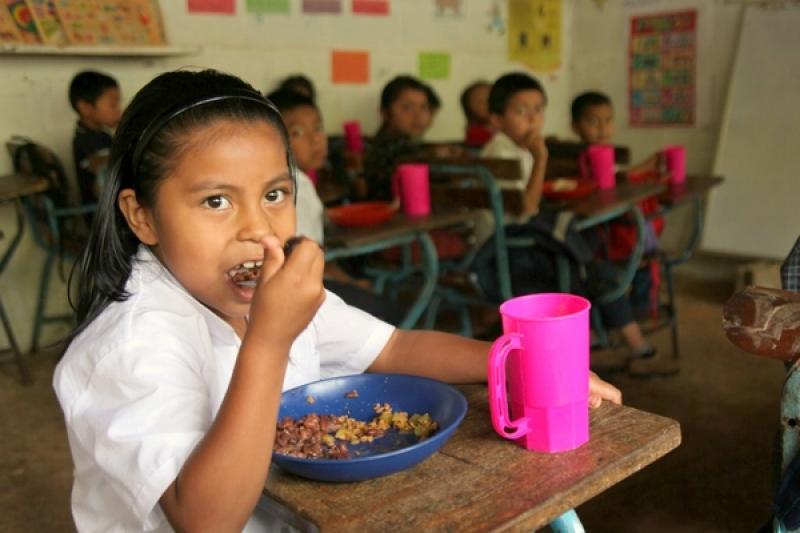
left=265, top=385, right=681, bottom=532
left=567, top=181, right=665, bottom=219
left=0, top=174, right=49, bottom=201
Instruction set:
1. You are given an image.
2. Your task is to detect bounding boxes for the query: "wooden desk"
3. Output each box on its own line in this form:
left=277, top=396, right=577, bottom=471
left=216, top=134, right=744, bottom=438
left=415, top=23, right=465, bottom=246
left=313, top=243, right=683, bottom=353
left=658, top=175, right=723, bottom=206
left=263, top=385, right=681, bottom=532
left=0, top=174, right=49, bottom=384
left=324, top=209, right=480, bottom=329
left=566, top=181, right=667, bottom=224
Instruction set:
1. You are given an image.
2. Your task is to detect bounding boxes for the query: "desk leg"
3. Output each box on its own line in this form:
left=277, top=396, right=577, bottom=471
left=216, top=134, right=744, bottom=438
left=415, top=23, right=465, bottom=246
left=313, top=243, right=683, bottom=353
left=549, top=509, right=585, bottom=533
left=0, top=200, right=31, bottom=384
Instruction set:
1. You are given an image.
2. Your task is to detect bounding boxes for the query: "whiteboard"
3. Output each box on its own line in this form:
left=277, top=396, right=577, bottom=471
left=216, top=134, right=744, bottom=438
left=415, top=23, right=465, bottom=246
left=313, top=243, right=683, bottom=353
left=703, top=6, right=800, bottom=259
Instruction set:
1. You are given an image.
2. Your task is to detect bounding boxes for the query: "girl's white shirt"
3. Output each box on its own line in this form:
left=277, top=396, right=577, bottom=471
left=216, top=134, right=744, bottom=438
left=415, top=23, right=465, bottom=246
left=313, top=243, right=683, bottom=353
left=53, top=246, right=394, bottom=532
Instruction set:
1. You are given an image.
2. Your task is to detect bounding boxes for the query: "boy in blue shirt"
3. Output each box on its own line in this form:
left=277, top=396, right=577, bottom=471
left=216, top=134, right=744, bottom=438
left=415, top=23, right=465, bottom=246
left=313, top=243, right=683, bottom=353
left=69, top=70, right=121, bottom=205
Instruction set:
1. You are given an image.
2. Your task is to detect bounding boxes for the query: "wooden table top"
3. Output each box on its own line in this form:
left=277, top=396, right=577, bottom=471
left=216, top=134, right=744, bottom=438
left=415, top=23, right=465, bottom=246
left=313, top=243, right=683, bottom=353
left=325, top=208, right=479, bottom=249
left=264, top=385, right=681, bottom=532
left=658, top=175, right=723, bottom=205
left=567, top=181, right=667, bottom=219
left=0, top=174, right=49, bottom=202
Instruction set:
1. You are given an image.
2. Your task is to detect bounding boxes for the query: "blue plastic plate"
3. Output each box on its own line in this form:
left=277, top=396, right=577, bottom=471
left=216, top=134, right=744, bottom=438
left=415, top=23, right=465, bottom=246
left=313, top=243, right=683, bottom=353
left=272, top=373, right=468, bottom=482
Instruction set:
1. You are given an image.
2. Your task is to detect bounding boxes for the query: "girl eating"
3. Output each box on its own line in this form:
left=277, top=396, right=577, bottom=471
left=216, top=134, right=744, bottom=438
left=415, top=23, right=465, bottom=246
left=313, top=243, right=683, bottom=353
left=54, top=69, right=620, bottom=531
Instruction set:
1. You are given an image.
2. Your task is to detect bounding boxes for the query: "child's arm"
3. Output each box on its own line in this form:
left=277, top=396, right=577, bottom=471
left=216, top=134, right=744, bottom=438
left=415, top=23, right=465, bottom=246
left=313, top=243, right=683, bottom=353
left=521, top=133, right=548, bottom=216
left=368, top=330, right=622, bottom=406
left=159, top=237, right=326, bottom=532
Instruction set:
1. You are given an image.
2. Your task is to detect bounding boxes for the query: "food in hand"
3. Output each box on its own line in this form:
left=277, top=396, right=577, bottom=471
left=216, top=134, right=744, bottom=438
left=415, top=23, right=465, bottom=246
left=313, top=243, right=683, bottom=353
left=274, top=403, right=439, bottom=459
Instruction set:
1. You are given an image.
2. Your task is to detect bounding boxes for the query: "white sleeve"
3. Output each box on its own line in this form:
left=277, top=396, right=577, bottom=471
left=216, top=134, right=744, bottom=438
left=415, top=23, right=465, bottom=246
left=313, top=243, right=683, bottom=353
left=59, top=317, right=211, bottom=527
left=312, top=290, right=395, bottom=378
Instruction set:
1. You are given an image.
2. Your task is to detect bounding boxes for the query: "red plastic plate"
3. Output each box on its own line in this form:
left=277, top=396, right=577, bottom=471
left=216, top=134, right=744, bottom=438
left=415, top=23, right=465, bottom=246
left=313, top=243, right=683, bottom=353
left=327, top=201, right=397, bottom=227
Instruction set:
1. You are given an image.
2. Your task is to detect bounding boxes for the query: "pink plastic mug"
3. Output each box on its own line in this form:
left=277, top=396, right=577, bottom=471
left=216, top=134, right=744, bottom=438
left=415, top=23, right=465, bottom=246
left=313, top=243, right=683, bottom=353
left=392, top=163, right=431, bottom=217
left=343, top=120, right=364, bottom=154
left=488, top=293, right=591, bottom=453
left=579, top=144, right=616, bottom=189
left=663, top=145, right=686, bottom=185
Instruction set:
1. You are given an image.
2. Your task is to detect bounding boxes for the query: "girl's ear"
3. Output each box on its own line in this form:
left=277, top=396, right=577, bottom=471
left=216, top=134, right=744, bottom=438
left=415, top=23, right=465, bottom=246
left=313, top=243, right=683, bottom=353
left=117, top=189, right=158, bottom=245
left=488, top=113, right=503, bottom=131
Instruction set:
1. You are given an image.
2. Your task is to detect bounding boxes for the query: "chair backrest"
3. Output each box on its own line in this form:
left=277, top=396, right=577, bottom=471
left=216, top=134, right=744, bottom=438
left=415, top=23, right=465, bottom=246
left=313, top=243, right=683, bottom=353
left=7, top=136, right=71, bottom=208
left=545, top=139, right=631, bottom=179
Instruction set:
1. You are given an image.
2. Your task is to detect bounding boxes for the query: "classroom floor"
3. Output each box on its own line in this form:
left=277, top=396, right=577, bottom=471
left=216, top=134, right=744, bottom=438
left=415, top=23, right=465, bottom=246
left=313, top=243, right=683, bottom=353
left=0, top=254, right=786, bottom=532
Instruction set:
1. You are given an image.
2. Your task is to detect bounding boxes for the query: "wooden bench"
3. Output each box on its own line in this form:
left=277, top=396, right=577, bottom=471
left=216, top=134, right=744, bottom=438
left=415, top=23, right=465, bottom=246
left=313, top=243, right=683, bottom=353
left=545, top=139, right=631, bottom=179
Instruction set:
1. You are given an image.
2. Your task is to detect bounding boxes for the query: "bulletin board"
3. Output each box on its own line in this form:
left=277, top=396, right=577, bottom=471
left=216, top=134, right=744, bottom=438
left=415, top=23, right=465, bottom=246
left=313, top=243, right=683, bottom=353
left=628, top=10, right=696, bottom=126
left=0, top=0, right=165, bottom=45
left=703, top=6, right=800, bottom=259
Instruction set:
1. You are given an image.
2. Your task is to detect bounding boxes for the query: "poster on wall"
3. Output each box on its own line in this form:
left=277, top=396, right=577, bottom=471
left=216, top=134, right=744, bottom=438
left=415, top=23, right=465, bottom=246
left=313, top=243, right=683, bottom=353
left=629, top=10, right=696, bottom=126
left=4, top=0, right=41, bottom=43
left=331, top=50, right=369, bottom=83
left=352, top=0, right=388, bottom=15
left=0, top=3, right=23, bottom=41
left=507, top=0, right=561, bottom=72
left=27, top=0, right=67, bottom=44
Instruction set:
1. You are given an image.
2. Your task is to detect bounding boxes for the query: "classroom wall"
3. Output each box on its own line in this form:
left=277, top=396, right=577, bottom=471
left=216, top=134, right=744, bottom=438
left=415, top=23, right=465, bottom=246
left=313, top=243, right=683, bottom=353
left=0, top=0, right=577, bottom=352
left=570, top=0, right=743, bottom=250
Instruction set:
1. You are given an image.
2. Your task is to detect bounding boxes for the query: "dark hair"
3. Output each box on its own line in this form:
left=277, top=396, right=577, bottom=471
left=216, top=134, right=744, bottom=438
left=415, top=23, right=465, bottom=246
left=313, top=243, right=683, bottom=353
left=488, top=72, right=547, bottom=115
left=571, top=91, right=612, bottom=123
left=379, top=75, right=437, bottom=112
left=70, top=69, right=294, bottom=335
left=276, top=74, right=316, bottom=102
left=68, top=70, right=119, bottom=112
left=266, top=89, right=317, bottom=115
left=460, top=80, right=490, bottom=122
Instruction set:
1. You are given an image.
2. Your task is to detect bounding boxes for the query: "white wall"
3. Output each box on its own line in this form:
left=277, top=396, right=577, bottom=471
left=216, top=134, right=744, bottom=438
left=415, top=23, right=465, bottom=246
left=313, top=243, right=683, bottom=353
left=570, top=0, right=744, bottom=252
left=0, top=0, right=576, bottom=351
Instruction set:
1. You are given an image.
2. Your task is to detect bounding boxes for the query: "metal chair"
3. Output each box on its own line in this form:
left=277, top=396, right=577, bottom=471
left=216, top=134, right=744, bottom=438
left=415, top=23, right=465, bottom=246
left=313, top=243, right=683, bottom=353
left=8, top=138, right=96, bottom=352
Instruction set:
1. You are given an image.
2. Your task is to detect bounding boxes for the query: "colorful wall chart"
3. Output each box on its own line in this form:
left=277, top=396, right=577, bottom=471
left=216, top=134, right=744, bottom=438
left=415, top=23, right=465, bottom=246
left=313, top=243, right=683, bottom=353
left=507, top=0, right=561, bottom=71
left=4, top=0, right=40, bottom=43
left=629, top=10, right=696, bottom=126
left=0, top=2, right=22, bottom=41
left=27, top=0, right=66, bottom=44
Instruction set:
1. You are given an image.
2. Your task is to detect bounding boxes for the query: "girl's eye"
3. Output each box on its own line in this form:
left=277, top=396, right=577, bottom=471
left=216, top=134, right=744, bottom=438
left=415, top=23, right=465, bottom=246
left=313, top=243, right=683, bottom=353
left=265, top=189, right=289, bottom=203
left=203, top=195, right=231, bottom=210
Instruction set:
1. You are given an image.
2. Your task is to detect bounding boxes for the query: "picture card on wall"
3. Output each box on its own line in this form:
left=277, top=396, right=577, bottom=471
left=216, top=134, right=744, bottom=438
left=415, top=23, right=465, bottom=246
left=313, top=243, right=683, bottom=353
left=331, top=50, right=369, bottom=84
left=0, top=3, right=22, bottom=42
left=246, top=0, right=289, bottom=14
left=303, top=0, right=341, bottom=14
left=352, top=0, right=388, bottom=15
left=27, top=0, right=67, bottom=45
left=418, top=51, right=450, bottom=80
left=188, top=0, right=235, bottom=14
left=5, top=0, right=41, bottom=43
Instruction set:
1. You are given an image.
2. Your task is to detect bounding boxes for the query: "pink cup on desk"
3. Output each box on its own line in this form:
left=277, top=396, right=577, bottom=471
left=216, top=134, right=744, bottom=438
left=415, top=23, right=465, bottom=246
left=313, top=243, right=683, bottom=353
left=343, top=120, right=364, bottom=154
left=579, top=144, right=616, bottom=190
left=663, top=145, right=686, bottom=185
left=392, top=163, right=431, bottom=217
left=488, top=293, right=591, bottom=453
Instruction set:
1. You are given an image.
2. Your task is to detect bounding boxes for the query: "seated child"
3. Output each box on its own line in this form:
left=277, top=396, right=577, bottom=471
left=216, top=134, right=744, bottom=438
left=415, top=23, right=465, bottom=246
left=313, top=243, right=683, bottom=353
left=275, top=73, right=316, bottom=102
left=53, top=68, right=622, bottom=531
left=571, top=91, right=665, bottom=317
left=461, top=80, right=494, bottom=148
left=267, top=88, right=403, bottom=325
left=479, top=73, right=655, bottom=361
left=68, top=70, right=122, bottom=205
left=362, top=75, right=440, bottom=202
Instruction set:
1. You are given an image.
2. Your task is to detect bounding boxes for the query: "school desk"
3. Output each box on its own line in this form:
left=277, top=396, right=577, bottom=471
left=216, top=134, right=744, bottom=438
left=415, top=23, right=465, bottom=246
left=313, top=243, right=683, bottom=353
left=0, top=174, right=50, bottom=384
left=261, top=384, right=682, bottom=532
left=323, top=208, right=480, bottom=329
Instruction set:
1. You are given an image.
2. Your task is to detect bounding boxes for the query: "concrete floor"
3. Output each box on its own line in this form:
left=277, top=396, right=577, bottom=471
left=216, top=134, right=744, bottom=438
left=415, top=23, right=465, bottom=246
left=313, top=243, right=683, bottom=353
left=0, top=254, right=788, bottom=532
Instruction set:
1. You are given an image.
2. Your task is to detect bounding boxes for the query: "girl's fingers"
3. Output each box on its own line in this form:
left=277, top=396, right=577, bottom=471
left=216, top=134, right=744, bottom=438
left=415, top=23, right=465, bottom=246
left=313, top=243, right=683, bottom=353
left=259, top=235, right=284, bottom=282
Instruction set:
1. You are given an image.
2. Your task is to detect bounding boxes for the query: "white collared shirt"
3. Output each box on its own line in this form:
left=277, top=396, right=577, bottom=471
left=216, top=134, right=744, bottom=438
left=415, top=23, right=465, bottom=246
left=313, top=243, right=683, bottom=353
left=54, top=247, right=394, bottom=532
left=481, top=130, right=535, bottom=187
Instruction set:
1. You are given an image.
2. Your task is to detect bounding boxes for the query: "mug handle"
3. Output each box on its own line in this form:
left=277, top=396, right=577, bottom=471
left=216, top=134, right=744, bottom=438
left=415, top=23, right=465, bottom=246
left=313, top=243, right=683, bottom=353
left=487, top=333, right=531, bottom=439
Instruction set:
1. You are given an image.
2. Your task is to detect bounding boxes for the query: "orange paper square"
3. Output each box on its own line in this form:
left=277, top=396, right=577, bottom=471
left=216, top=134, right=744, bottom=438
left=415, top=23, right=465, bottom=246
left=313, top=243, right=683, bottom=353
left=331, top=50, right=369, bottom=84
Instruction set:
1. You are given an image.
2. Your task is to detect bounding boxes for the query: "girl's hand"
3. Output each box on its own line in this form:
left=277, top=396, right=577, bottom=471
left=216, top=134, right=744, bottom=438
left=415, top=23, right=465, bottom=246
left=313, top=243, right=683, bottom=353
left=247, top=236, right=325, bottom=349
left=588, top=371, right=622, bottom=409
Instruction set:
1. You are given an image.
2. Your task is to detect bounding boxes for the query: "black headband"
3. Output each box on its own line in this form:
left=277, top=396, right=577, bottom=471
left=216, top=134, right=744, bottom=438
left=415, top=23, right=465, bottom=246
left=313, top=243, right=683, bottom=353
left=131, top=90, right=281, bottom=178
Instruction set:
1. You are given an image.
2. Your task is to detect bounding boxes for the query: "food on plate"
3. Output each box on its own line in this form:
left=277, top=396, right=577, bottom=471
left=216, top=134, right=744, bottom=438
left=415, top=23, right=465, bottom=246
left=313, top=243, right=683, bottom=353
left=344, top=389, right=359, bottom=399
left=551, top=178, right=578, bottom=192
left=274, top=403, right=439, bottom=459
left=306, top=395, right=315, bottom=404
